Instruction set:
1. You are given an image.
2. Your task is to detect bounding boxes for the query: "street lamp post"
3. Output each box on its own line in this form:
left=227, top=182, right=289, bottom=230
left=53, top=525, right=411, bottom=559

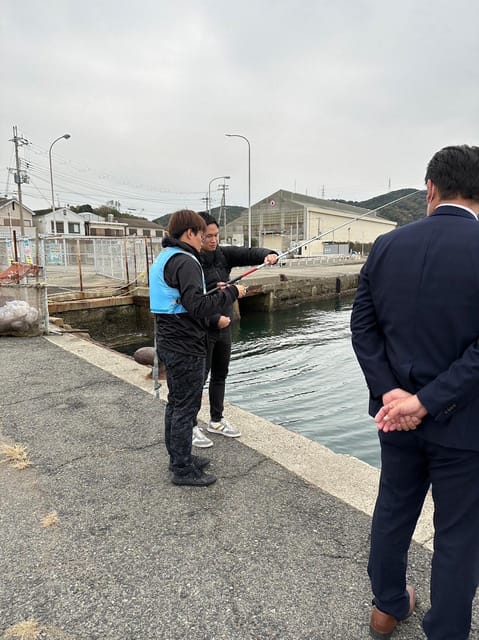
left=49, top=133, right=71, bottom=234
left=225, top=133, right=251, bottom=247
left=208, top=175, right=230, bottom=216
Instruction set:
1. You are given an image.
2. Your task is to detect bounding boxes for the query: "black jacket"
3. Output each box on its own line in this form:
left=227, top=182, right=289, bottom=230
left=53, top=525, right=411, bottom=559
left=200, top=245, right=277, bottom=331
left=154, top=237, right=239, bottom=356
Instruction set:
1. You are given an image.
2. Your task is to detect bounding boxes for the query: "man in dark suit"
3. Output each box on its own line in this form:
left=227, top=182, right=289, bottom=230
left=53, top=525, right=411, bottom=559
left=351, top=145, right=479, bottom=640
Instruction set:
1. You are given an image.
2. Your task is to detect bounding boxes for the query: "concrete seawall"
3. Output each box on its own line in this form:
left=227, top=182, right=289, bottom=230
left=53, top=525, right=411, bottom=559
left=227, top=261, right=361, bottom=312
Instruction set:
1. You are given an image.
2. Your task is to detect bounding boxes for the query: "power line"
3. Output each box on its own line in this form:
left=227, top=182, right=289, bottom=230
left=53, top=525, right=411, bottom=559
left=5, top=156, right=205, bottom=216
left=26, top=141, right=203, bottom=198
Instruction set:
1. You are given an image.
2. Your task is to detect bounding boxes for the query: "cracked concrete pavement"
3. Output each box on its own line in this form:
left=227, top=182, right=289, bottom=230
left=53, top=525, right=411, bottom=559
left=1, top=334, right=478, bottom=639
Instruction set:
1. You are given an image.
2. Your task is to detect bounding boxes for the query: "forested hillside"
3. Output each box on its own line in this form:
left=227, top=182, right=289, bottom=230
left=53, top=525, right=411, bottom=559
left=339, top=188, right=427, bottom=226
left=154, top=205, right=245, bottom=228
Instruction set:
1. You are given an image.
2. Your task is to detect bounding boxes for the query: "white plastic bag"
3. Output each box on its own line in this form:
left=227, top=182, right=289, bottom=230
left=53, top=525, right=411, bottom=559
left=0, top=300, right=39, bottom=335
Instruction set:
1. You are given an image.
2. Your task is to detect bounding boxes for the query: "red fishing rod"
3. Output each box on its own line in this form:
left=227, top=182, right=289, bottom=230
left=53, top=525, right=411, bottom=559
left=206, top=190, right=421, bottom=294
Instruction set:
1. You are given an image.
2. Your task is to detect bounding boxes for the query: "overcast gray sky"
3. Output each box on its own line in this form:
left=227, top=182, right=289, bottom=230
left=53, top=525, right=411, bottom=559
left=2, top=0, right=478, bottom=219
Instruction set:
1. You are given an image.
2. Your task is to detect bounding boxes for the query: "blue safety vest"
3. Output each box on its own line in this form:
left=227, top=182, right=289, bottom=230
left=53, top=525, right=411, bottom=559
left=149, top=246, right=205, bottom=314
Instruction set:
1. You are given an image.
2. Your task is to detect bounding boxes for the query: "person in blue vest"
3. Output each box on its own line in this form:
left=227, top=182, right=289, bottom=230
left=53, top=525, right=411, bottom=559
left=150, top=209, right=246, bottom=486
left=191, top=212, right=278, bottom=448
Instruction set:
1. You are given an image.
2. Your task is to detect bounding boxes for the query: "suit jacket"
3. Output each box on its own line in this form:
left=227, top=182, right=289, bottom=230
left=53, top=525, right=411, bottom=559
left=351, top=205, right=479, bottom=451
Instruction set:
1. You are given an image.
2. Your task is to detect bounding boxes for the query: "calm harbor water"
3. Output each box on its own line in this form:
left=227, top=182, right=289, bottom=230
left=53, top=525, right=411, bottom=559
left=227, top=295, right=381, bottom=468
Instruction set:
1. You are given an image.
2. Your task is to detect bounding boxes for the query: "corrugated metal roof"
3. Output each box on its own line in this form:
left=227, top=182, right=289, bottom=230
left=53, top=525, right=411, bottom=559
left=117, top=217, right=164, bottom=229
left=262, top=190, right=372, bottom=216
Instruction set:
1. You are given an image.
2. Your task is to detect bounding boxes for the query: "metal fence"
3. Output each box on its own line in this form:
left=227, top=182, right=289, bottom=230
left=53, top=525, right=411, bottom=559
left=41, top=236, right=163, bottom=288
left=1, top=235, right=163, bottom=290
left=0, top=235, right=163, bottom=335
left=280, top=254, right=364, bottom=267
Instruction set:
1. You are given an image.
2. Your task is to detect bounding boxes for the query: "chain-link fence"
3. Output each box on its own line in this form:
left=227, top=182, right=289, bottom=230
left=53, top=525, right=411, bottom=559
left=0, top=235, right=162, bottom=288
left=0, top=235, right=163, bottom=335
left=41, top=236, right=163, bottom=289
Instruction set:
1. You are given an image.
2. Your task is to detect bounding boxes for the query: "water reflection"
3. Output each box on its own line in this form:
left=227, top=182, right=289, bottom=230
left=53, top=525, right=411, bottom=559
left=228, top=294, right=380, bottom=468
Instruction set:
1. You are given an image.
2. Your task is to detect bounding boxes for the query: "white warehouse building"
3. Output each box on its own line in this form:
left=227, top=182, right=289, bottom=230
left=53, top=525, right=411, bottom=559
left=225, top=190, right=397, bottom=254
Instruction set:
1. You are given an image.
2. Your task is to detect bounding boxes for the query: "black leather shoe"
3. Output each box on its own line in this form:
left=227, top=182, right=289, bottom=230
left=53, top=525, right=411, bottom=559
left=369, top=585, right=415, bottom=638
left=171, top=465, right=217, bottom=487
left=169, top=455, right=210, bottom=472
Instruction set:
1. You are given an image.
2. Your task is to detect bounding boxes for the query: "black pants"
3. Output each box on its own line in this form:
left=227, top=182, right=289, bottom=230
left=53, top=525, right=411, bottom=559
left=158, top=347, right=205, bottom=472
left=206, top=327, right=232, bottom=422
left=369, top=430, right=479, bottom=640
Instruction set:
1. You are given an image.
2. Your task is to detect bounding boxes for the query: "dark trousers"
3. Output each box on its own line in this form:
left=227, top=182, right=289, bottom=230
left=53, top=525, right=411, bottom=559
left=158, top=348, right=205, bottom=472
left=369, top=430, right=479, bottom=640
left=206, top=327, right=232, bottom=422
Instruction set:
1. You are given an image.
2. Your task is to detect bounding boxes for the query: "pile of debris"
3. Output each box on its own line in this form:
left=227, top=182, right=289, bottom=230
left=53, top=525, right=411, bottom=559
left=0, top=298, right=39, bottom=336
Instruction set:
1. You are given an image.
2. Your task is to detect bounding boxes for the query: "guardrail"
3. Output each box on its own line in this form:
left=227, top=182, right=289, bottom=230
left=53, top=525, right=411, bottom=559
left=280, top=254, right=364, bottom=267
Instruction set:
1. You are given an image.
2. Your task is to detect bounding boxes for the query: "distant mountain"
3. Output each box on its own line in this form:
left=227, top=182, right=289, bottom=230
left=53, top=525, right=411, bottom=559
left=335, top=188, right=427, bottom=226
left=153, top=205, right=245, bottom=228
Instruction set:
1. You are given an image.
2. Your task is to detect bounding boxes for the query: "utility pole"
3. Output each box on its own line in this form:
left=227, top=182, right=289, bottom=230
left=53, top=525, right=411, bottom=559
left=201, top=194, right=209, bottom=212
left=10, top=126, right=29, bottom=236
left=218, top=180, right=229, bottom=242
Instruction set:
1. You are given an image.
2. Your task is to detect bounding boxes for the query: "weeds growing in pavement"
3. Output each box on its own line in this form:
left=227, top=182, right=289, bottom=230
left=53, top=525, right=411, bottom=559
left=3, top=618, right=43, bottom=639
left=0, top=443, right=32, bottom=470
left=41, top=511, right=59, bottom=528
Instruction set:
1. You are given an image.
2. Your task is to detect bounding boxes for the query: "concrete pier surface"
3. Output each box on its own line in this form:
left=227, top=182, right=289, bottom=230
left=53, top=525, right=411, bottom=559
left=1, top=331, right=478, bottom=638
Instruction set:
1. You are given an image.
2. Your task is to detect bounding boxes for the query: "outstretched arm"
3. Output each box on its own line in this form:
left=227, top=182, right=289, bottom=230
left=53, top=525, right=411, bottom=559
left=222, top=246, right=279, bottom=268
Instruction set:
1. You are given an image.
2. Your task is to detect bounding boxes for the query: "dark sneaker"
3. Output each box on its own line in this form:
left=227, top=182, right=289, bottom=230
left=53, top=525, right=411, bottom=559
left=171, top=465, right=217, bottom=487
left=169, top=455, right=210, bottom=472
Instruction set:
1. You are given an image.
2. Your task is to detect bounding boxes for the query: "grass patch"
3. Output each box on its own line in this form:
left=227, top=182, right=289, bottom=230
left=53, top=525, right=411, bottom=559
left=3, top=619, right=43, bottom=639
left=0, top=444, right=32, bottom=470
left=41, top=511, right=59, bottom=528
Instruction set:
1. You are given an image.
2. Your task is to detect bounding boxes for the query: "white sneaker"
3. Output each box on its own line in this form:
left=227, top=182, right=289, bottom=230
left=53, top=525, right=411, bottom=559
left=207, top=418, right=241, bottom=438
left=192, top=426, right=213, bottom=448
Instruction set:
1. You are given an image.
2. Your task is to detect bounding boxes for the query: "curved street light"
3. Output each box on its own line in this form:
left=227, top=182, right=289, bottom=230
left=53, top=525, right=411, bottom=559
left=208, top=175, right=230, bottom=216
left=225, top=133, right=251, bottom=247
left=49, top=133, right=71, bottom=234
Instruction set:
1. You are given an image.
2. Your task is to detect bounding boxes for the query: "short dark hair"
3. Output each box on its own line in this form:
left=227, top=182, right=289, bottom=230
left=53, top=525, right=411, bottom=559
left=167, top=210, right=206, bottom=239
left=198, top=212, right=219, bottom=227
left=425, top=145, right=479, bottom=202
